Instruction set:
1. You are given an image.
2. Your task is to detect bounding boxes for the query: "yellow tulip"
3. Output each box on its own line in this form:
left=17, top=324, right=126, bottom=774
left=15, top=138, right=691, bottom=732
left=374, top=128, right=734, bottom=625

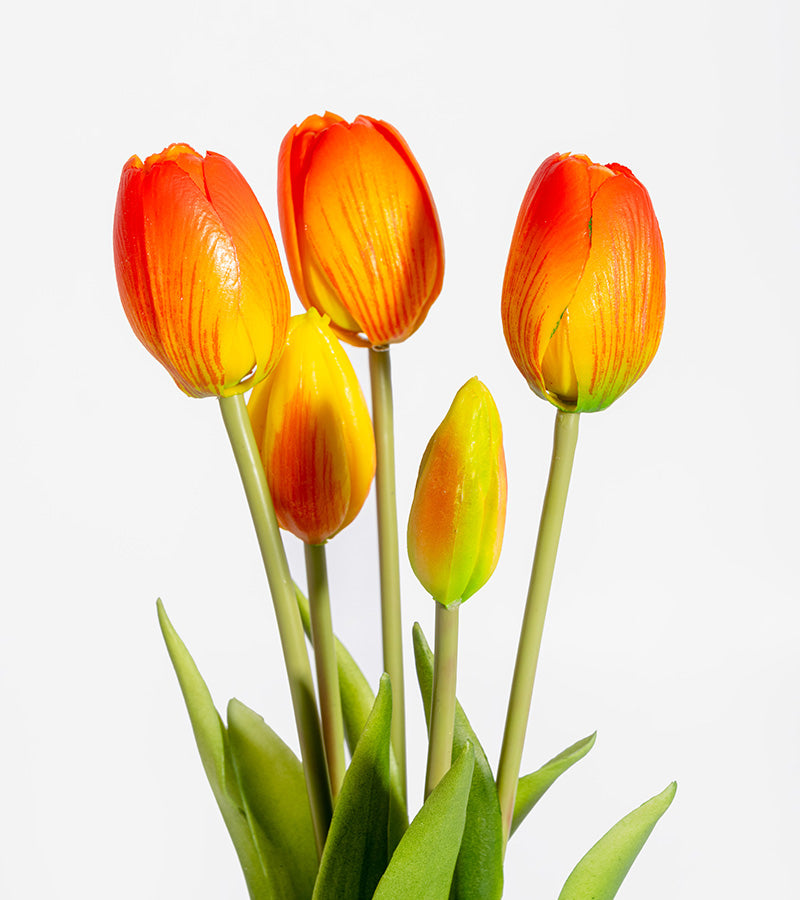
left=248, top=309, right=376, bottom=544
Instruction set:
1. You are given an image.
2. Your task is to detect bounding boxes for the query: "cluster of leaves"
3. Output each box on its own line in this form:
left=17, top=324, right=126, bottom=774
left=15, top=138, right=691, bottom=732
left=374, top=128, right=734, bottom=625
left=158, top=597, right=674, bottom=899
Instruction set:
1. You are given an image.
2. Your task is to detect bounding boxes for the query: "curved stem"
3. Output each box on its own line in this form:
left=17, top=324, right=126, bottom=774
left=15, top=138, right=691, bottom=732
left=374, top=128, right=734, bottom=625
left=424, top=602, right=460, bottom=798
left=218, top=394, right=332, bottom=858
left=496, top=409, right=580, bottom=851
left=304, top=542, right=346, bottom=803
left=368, top=346, right=408, bottom=811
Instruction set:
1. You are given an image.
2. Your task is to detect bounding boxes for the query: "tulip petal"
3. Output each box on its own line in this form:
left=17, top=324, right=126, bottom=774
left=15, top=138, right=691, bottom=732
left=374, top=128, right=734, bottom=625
left=300, top=120, right=442, bottom=346
left=502, top=154, right=593, bottom=402
left=249, top=311, right=375, bottom=544
left=408, top=379, right=506, bottom=607
left=203, top=152, right=289, bottom=392
left=115, top=160, right=161, bottom=360
left=566, top=172, right=666, bottom=411
left=138, top=159, right=242, bottom=397
left=502, top=152, right=665, bottom=412
left=279, top=119, right=364, bottom=339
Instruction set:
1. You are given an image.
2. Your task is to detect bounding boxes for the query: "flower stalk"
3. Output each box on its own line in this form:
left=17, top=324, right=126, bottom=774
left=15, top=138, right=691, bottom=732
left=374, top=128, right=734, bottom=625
left=304, top=541, right=346, bottom=802
left=424, top=601, right=460, bottom=797
left=218, top=394, right=332, bottom=856
left=369, top=345, right=407, bottom=810
left=496, top=409, right=580, bottom=850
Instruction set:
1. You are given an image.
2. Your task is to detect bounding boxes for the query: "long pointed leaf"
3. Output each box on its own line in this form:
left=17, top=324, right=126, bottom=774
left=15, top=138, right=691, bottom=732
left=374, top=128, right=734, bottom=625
left=296, top=585, right=407, bottom=846
left=156, top=599, right=271, bottom=899
left=373, top=742, right=475, bottom=900
left=312, top=675, right=393, bottom=900
left=227, top=699, right=317, bottom=900
left=511, top=732, right=597, bottom=836
left=412, top=623, right=503, bottom=900
left=557, top=782, right=677, bottom=900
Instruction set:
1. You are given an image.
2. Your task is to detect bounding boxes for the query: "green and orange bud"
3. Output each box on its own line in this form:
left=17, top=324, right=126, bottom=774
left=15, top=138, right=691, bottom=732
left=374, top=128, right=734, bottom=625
left=502, top=152, right=666, bottom=413
left=407, top=378, right=507, bottom=608
left=278, top=112, right=445, bottom=348
left=114, top=143, right=290, bottom=398
left=248, top=309, right=376, bottom=545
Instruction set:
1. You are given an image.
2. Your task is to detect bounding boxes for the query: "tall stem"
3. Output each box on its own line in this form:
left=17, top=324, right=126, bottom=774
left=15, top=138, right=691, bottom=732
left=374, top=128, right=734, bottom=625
left=368, top=346, right=408, bottom=810
left=218, top=394, right=332, bottom=857
left=304, top=542, right=346, bottom=803
left=496, top=409, right=580, bottom=850
left=424, top=602, right=460, bottom=798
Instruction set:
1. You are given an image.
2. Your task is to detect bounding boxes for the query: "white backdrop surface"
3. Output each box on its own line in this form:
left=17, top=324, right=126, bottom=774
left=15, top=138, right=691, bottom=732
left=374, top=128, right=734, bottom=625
left=2, top=0, right=798, bottom=897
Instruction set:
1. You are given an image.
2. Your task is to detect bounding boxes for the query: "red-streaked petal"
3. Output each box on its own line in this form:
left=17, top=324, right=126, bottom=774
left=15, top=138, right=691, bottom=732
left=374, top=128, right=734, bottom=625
left=139, top=159, right=240, bottom=397
left=300, top=119, right=443, bottom=345
left=203, top=152, right=289, bottom=392
left=502, top=154, right=593, bottom=398
left=566, top=171, right=666, bottom=410
left=114, top=158, right=164, bottom=368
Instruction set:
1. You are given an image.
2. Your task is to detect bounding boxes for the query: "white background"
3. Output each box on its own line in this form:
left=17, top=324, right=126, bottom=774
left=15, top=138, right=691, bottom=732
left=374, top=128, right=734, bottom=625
left=2, top=0, right=798, bottom=896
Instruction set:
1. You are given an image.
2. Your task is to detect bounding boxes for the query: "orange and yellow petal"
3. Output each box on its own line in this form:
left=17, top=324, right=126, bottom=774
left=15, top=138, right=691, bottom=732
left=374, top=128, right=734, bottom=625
left=114, top=144, right=290, bottom=398
left=248, top=310, right=375, bottom=544
left=278, top=113, right=444, bottom=347
left=408, top=378, right=506, bottom=607
left=502, top=152, right=665, bottom=412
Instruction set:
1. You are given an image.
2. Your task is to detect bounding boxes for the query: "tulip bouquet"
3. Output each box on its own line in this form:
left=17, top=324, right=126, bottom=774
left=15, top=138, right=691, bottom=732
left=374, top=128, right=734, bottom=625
left=114, top=115, right=673, bottom=899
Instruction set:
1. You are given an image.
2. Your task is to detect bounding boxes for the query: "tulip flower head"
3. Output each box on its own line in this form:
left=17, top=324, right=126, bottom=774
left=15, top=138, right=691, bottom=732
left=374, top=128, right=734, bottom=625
left=407, top=378, right=507, bottom=608
left=502, top=153, right=666, bottom=413
left=114, top=143, right=289, bottom=398
left=248, top=309, right=376, bottom=545
left=278, top=113, right=445, bottom=348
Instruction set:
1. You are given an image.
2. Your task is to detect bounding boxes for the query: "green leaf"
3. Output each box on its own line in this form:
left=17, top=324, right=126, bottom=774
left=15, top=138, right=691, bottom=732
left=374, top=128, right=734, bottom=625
left=227, top=699, right=318, bottom=900
left=373, top=742, right=475, bottom=900
left=511, top=732, right=597, bottom=836
left=557, top=782, right=677, bottom=900
left=412, top=623, right=503, bottom=900
left=312, top=675, right=393, bottom=900
left=296, top=585, right=407, bottom=848
left=156, top=599, right=272, bottom=899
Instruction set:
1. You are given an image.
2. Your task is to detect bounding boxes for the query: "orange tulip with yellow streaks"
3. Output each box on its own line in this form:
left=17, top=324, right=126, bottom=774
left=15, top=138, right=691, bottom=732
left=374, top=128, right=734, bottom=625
left=114, top=143, right=289, bottom=398
left=502, top=153, right=666, bottom=413
left=248, top=309, right=376, bottom=545
left=278, top=113, right=444, bottom=348
left=407, top=378, right=507, bottom=608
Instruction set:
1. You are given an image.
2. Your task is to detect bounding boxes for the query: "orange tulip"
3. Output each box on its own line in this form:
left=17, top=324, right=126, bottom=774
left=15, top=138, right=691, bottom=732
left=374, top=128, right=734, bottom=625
left=114, top=143, right=289, bottom=398
left=278, top=113, right=444, bottom=347
left=248, top=309, right=376, bottom=544
left=407, top=378, right=507, bottom=608
left=502, top=153, right=666, bottom=413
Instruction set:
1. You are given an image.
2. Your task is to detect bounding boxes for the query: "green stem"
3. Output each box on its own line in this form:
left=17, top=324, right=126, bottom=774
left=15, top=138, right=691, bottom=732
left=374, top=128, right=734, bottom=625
left=424, top=602, right=460, bottom=798
left=368, top=346, right=408, bottom=810
left=496, top=409, right=580, bottom=851
left=304, top=541, right=346, bottom=803
left=218, top=394, right=332, bottom=858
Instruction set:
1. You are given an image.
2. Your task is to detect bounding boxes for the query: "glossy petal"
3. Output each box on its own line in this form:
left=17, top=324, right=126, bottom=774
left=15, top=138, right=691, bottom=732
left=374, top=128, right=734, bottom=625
left=502, top=153, right=665, bottom=412
left=407, top=378, right=507, bottom=607
left=248, top=310, right=376, bottom=544
left=278, top=114, right=444, bottom=347
left=114, top=144, right=289, bottom=397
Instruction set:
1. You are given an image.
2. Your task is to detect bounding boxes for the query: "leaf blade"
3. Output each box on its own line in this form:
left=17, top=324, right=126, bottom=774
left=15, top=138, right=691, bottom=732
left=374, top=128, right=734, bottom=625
left=296, top=585, right=407, bottom=846
left=156, top=599, right=271, bottom=898
left=412, top=622, right=503, bottom=900
left=373, top=742, right=475, bottom=900
left=227, top=699, right=318, bottom=900
left=312, top=674, right=393, bottom=900
left=511, top=732, right=597, bottom=836
left=557, top=782, right=677, bottom=900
